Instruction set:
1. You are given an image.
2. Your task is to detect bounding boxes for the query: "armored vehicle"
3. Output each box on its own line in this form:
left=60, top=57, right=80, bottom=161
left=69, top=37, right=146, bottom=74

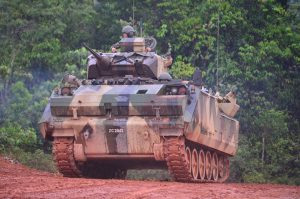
left=39, top=37, right=239, bottom=182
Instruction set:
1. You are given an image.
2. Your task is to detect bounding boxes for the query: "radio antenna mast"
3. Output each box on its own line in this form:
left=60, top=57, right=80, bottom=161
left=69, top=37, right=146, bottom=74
left=132, top=0, right=135, bottom=26
left=216, top=0, right=220, bottom=92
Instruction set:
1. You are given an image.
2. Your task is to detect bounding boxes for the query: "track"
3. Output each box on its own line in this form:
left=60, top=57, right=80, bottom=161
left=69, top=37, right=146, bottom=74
left=54, top=136, right=229, bottom=183
left=164, top=136, right=229, bottom=183
left=53, top=137, right=82, bottom=177
left=53, top=137, right=127, bottom=179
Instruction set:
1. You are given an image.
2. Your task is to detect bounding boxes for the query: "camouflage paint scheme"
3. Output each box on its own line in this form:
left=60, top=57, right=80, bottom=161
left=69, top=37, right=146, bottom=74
left=39, top=37, right=239, bottom=172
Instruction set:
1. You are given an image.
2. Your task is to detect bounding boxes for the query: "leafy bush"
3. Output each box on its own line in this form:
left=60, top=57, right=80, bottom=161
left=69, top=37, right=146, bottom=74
left=11, top=148, right=57, bottom=173
left=243, top=171, right=266, bottom=184
left=0, top=124, right=56, bottom=173
left=169, top=56, right=195, bottom=79
left=0, top=124, right=37, bottom=153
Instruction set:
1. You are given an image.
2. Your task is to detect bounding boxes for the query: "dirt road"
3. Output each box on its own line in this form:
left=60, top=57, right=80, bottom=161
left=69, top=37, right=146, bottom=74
left=0, top=156, right=299, bottom=199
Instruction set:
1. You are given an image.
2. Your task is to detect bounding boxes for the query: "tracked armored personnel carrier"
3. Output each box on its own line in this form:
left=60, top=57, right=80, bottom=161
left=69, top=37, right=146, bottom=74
left=39, top=37, right=239, bottom=182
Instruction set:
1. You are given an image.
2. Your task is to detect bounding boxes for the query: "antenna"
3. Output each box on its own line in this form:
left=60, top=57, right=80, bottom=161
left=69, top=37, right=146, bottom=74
left=132, top=0, right=143, bottom=37
left=216, top=0, right=220, bottom=92
left=132, top=0, right=135, bottom=26
left=140, top=19, right=143, bottom=37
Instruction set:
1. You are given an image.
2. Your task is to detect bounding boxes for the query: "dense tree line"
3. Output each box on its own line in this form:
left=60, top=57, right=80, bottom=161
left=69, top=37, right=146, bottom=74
left=0, top=0, right=299, bottom=184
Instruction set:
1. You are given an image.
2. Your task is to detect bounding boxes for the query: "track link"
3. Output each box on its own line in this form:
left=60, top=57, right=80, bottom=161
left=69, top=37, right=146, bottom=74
left=53, top=137, right=82, bottom=177
left=163, top=137, right=229, bottom=183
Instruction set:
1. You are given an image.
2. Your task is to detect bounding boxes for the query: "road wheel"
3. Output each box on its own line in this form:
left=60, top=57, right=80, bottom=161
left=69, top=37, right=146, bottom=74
left=218, top=156, right=225, bottom=178
left=205, top=151, right=212, bottom=180
left=198, top=149, right=205, bottom=180
left=191, top=149, right=199, bottom=179
left=212, top=152, right=218, bottom=181
left=224, top=157, right=230, bottom=180
left=185, top=146, right=192, bottom=173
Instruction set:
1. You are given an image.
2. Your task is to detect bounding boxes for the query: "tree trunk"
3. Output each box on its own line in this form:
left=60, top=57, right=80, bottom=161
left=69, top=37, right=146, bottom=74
left=2, top=47, right=19, bottom=105
left=262, top=135, right=265, bottom=165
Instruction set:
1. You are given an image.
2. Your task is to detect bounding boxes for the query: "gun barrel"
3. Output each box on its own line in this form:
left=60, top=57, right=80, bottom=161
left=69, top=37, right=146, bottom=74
left=83, top=43, right=103, bottom=61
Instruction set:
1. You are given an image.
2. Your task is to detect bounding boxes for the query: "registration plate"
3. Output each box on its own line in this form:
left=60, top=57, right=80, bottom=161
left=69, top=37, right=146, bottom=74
left=108, top=128, right=124, bottom=133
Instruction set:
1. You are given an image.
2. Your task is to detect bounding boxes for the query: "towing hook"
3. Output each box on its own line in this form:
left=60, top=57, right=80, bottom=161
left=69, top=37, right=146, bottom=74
left=83, top=130, right=90, bottom=140
left=82, top=125, right=93, bottom=140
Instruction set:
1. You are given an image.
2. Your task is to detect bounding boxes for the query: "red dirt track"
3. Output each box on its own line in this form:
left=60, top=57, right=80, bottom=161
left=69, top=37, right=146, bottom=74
left=0, top=156, right=299, bottom=199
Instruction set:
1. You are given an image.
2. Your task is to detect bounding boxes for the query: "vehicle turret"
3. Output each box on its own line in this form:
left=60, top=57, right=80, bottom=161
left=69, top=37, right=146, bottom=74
left=85, top=38, right=171, bottom=80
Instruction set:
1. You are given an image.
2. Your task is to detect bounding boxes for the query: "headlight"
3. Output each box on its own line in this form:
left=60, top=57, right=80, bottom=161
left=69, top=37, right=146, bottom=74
left=171, top=87, right=178, bottom=94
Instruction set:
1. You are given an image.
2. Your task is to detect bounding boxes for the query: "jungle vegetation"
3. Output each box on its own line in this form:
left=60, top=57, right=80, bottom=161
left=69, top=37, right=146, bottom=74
left=0, top=0, right=299, bottom=184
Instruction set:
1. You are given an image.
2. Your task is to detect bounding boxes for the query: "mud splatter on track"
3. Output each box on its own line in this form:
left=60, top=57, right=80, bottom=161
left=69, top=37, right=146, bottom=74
left=0, top=156, right=299, bottom=199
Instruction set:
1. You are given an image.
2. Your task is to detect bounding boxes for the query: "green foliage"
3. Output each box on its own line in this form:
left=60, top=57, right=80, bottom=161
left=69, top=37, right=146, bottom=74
left=244, top=171, right=266, bottom=184
left=0, top=123, right=56, bottom=173
left=0, top=65, right=9, bottom=79
left=29, top=39, right=63, bottom=68
left=169, top=56, right=195, bottom=79
left=255, top=109, right=288, bottom=138
left=63, top=47, right=89, bottom=78
left=12, top=149, right=57, bottom=173
left=157, top=24, right=168, bottom=38
left=4, top=82, right=33, bottom=127
left=0, top=124, right=36, bottom=153
left=127, top=170, right=171, bottom=181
